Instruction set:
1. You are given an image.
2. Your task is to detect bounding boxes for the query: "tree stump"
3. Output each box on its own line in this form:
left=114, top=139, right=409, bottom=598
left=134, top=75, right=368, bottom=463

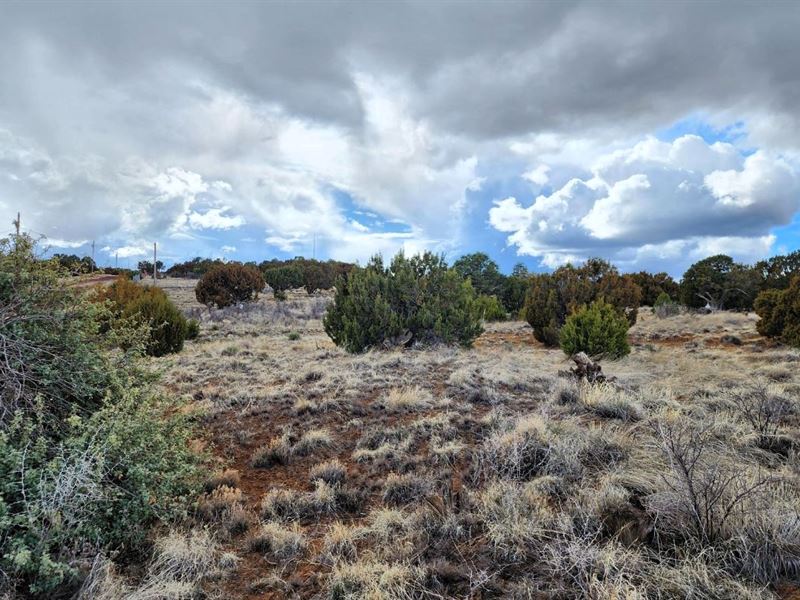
left=570, top=352, right=606, bottom=383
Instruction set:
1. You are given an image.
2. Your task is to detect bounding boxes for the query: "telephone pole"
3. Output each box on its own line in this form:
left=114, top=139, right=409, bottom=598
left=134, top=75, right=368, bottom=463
left=153, top=242, right=157, bottom=281
left=91, top=240, right=95, bottom=273
left=115, top=251, right=118, bottom=268
left=11, top=212, right=20, bottom=263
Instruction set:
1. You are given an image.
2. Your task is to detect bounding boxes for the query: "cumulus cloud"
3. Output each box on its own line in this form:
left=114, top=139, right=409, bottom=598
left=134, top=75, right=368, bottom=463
left=187, top=208, right=246, bottom=230
left=490, top=135, right=800, bottom=274
left=1, top=3, right=800, bottom=267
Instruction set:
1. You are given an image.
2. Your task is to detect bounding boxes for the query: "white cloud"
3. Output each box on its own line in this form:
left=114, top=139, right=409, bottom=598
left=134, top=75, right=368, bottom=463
left=349, top=219, right=369, bottom=232
left=114, top=245, right=148, bottom=258
left=46, top=238, right=87, bottom=249
left=187, top=208, right=246, bottom=230
left=490, top=134, right=800, bottom=273
left=522, top=164, right=550, bottom=185
left=221, top=245, right=236, bottom=253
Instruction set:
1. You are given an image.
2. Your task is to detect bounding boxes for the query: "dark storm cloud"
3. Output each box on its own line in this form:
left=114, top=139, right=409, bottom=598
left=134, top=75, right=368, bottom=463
left=1, top=1, right=799, bottom=266
left=3, top=1, right=800, bottom=145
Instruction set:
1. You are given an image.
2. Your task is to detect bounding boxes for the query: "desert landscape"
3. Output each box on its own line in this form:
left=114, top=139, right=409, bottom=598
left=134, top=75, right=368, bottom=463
left=119, top=279, right=797, bottom=599
left=4, top=3, right=800, bottom=598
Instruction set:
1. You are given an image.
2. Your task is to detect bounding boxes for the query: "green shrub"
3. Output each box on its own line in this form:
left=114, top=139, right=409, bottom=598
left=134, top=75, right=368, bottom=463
left=754, top=289, right=785, bottom=338
left=524, top=258, right=640, bottom=346
left=124, top=288, right=188, bottom=356
left=559, top=300, right=631, bottom=359
left=476, top=294, right=507, bottom=322
left=755, top=276, right=800, bottom=346
left=0, top=234, right=201, bottom=596
left=323, top=252, right=483, bottom=353
left=186, top=318, right=200, bottom=340
left=0, top=393, right=201, bottom=596
left=654, top=291, right=681, bottom=318
left=195, top=263, right=264, bottom=308
left=263, top=266, right=304, bottom=298
left=97, top=277, right=188, bottom=357
left=502, top=272, right=529, bottom=316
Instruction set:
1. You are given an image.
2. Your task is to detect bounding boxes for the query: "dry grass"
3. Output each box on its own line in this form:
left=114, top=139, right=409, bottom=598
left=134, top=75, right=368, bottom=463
left=148, top=290, right=800, bottom=599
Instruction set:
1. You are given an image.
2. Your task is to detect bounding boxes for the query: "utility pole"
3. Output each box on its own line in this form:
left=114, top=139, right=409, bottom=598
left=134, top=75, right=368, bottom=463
left=115, top=251, right=118, bottom=268
left=91, top=240, right=95, bottom=273
left=12, top=212, right=20, bottom=274
left=153, top=242, right=157, bottom=282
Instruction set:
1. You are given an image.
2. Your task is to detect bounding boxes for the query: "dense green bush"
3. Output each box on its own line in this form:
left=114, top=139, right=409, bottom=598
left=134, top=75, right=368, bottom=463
left=0, top=234, right=201, bottom=597
left=524, top=258, right=641, bottom=346
left=559, top=300, right=631, bottom=359
left=476, top=294, right=507, bottom=322
left=323, top=252, right=483, bottom=352
left=755, top=276, right=800, bottom=346
left=97, top=277, right=188, bottom=357
left=1, top=236, right=118, bottom=425
left=502, top=272, right=530, bottom=317
left=195, top=263, right=264, bottom=308
left=124, top=288, right=188, bottom=356
left=263, top=265, right=304, bottom=299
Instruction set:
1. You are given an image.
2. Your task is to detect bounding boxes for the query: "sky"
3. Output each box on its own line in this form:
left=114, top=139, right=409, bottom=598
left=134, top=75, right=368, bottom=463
left=1, top=1, right=799, bottom=276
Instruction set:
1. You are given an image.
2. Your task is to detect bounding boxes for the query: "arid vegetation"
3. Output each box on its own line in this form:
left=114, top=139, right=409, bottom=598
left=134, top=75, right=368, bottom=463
left=3, top=244, right=800, bottom=599
left=148, top=273, right=797, bottom=599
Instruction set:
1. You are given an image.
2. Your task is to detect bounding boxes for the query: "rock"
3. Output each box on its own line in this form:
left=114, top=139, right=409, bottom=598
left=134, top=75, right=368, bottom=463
left=720, top=334, right=742, bottom=346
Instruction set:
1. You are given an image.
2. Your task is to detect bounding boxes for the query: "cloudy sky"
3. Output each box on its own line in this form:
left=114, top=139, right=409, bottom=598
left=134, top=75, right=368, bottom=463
left=2, top=1, right=800, bottom=275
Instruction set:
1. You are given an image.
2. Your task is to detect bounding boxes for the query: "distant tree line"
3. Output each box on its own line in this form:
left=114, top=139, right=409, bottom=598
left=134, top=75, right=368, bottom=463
left=98, top=244, right=800, bottom=349
left=259, top=258, right=354, bottom=298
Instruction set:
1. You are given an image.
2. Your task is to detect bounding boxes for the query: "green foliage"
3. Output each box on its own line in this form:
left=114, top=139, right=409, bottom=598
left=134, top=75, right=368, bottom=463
left=680, top=255, right=761, bottom=310
left=259, top=258, right=353, bottom=295
left=124, top=289, right=188, bottom=357
left=654, top=291, right=681, bottom=318
left=166, top=256, right=226, bottom=278
left=453, top=252, right=505, bottom=297
left=0, top=394, right=201, bottom=595
left=524, top=258, right=641, bottom=346
left=186, top=318, right=200, bottom=340
left=195, top=263, right=265, bottom=308
left=137, top=259, right=164, bottom=275
left=51, top=253, right=96, bottom=275
left=0, top=234, right=201, bottom=596
left=263, top=266, right=304, bottom=297
left=756, top=250, right=800, bottom=291
left=1, top=235, right=119, bottom=425
left=476, top=294, right=507, bottom=322
left=630, top=271, right=680, bottom=306
left=755, top=276, right=800, bottom=346
left=98, top=277, right=188, bottom=357
left=560, top=300, right=631, bottom=359
left=502, top=269, right=530, bottom=317
left=323, top=252, right=483, bottom=353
